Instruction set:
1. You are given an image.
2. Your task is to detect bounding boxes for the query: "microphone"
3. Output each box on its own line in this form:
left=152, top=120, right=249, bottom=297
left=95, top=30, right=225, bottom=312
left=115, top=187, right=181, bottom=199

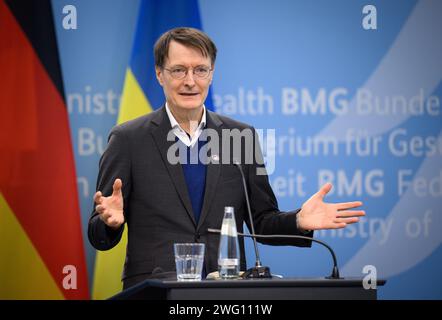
left=208, top=228, right=341, bottom=279
left=233, top=161, right=272, bottom=279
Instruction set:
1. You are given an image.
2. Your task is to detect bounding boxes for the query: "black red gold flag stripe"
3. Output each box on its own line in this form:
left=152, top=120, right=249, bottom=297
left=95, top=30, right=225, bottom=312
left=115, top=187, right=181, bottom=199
left=0, top=0, right=89, bottom=299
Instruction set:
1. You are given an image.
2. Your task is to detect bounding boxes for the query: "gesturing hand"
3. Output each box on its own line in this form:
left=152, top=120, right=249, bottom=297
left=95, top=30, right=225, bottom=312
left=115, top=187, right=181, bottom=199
left=94, top=178, right=125, bottom=229
left=297, top=183, right=365, bottom=231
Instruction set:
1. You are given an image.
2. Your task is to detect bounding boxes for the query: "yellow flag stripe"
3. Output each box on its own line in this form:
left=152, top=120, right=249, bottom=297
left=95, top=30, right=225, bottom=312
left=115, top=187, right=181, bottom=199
left=0, top=193, right=64, bottom=299
left=117, top=68, right=154, bottom=124
left=92, top=68, right=153, bottom=300
left=91, top=228, right=127, bottom=300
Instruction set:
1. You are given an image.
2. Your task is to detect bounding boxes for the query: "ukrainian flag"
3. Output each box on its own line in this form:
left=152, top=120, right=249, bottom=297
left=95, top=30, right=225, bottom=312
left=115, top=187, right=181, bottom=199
left=92, top=0, right=214, bottom=299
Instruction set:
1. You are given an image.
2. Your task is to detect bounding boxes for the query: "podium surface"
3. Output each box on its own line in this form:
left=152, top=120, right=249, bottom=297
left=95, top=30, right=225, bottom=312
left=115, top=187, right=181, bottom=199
left=111, top=277, right=386, bottom=300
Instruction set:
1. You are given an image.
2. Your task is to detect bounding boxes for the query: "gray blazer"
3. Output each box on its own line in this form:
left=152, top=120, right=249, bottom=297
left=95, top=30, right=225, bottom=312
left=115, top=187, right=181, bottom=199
left=88, top=107, right=312, bottom=287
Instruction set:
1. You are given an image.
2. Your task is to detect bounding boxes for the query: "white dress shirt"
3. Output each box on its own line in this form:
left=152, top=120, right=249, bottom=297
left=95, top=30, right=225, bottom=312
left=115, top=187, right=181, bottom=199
left=165, top=102, right=207, bottom=148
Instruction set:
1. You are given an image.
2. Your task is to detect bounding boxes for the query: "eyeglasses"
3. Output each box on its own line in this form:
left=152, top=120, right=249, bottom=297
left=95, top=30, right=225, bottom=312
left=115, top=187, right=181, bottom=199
left=163, top=65, right=213, bottom=80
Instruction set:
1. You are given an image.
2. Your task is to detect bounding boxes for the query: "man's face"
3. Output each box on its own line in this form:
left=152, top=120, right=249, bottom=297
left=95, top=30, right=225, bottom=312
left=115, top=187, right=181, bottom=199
left=156, top=40, right=213, bottom=113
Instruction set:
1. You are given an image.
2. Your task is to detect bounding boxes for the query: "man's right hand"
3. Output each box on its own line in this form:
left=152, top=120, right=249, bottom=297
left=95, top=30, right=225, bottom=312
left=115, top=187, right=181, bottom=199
left=94, top=178, right=125, bottom=229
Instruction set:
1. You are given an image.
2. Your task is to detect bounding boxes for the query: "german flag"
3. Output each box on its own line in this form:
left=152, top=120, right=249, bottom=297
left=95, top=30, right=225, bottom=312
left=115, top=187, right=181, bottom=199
left=0, top=0, right=89, bottom=299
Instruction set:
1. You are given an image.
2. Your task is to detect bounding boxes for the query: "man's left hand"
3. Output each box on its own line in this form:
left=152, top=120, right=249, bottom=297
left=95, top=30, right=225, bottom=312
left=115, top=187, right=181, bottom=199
left=297, top=183, right=365, bottom=230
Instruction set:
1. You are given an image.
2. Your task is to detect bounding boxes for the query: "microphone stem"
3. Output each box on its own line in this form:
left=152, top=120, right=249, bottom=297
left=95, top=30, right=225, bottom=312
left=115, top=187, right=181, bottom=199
left=207, top=228, right=341, bottom=279
left=236, top=163, right=262, bottom=267
left=230, top=163, right=340, bottom=279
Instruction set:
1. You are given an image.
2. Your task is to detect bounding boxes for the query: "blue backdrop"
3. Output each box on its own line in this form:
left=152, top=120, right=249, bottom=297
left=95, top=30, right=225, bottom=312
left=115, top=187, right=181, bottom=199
left=53, top=0, right=442, bottom=299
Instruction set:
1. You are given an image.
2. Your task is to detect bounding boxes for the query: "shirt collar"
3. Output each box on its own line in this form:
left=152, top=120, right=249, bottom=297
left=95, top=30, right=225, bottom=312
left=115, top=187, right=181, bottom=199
left=165, top=102, right=206, bottom=131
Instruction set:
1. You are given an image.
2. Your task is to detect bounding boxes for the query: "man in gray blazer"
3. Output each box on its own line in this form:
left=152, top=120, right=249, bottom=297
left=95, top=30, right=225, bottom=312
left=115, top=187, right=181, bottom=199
left=88, top=27, right=365, bottom=289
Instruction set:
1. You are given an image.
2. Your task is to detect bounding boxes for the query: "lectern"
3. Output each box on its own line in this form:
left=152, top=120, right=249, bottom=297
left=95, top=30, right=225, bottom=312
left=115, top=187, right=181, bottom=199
left=110, top=277, right=386, bottom=300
